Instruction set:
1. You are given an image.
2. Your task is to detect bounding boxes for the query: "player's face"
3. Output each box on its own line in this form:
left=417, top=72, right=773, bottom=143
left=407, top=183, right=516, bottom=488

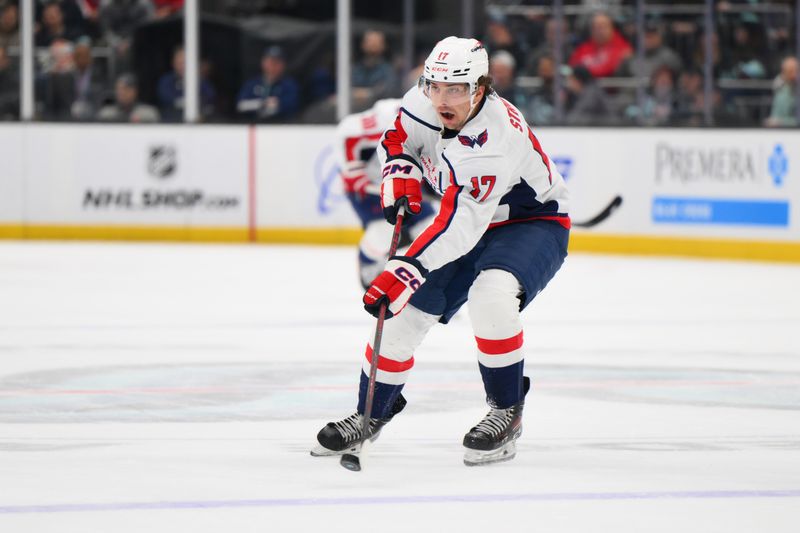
left=425, top=81, right=473, bottom=130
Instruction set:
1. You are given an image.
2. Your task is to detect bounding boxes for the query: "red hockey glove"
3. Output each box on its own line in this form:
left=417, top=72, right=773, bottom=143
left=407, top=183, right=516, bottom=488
left=380, top=160, right=423, bottom=224
left=342, top=172, right=372, bottom=199
left=363, top=256, right=427, bottom=318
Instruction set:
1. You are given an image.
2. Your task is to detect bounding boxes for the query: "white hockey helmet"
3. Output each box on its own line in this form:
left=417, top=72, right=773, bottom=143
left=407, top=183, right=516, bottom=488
left=422, top=36, right=489, bottom=95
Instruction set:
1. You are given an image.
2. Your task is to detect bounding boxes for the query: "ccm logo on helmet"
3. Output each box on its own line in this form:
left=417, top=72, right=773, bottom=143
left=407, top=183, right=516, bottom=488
left=383, top=164, right=414, bottom=177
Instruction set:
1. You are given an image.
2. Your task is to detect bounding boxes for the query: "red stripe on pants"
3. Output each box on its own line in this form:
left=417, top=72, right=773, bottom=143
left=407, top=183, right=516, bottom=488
left=365, top=344, right=415, bottom=372
left=475, top=331, right=524, bottom=355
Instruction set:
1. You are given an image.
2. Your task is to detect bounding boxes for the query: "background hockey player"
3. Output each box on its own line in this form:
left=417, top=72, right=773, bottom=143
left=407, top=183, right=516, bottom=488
left=335, top=98, right=437, bottom=288
left=314, top=37, right=570, bottom=466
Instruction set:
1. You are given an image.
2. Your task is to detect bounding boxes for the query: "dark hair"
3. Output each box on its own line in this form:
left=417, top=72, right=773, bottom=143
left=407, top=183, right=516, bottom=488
left=477, top=74, right=494, bottom=93
left=571, top=65, right=593, bottom=84
left=117, top=73, right=138, bottom=88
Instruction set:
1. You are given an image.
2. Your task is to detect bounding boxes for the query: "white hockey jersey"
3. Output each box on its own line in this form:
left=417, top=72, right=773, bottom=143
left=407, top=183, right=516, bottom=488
left=378, top=86, right=570, bottom=273
left=335, top=99, right=402, bottom=187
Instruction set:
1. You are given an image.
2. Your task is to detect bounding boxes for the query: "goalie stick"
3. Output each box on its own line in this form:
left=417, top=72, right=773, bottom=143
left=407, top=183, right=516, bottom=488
left=572, top=195, right=623, bottom=228
left=340, top=205, right=406, bottom=472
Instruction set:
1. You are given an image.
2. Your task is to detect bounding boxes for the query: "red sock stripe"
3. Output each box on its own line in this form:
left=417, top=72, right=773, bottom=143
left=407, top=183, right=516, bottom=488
left=365, top=344, right=415, bottom=373
left=475, top=331, right=524, bottom=355
left=406, top=183, right=459, bottom=257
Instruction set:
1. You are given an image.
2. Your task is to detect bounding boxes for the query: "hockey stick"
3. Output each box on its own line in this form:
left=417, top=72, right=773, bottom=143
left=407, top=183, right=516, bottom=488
left=572, top=195, right=623, bottom=228
left=340, top=206, right=406, bottom=472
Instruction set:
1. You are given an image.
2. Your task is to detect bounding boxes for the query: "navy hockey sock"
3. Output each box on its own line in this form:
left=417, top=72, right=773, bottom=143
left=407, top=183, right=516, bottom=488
left=478, top=360, right=526, bottom=408
left=357, top=371, right=405, bottom=419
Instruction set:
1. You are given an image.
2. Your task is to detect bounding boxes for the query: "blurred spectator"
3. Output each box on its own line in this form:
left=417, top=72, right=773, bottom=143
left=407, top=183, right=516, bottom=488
left=617, top=20, right=682, bottom=78
left=484, top=13, right=526, bottom=68
left=78, top=0, right=101, bottom=19
left=672, top=66, right=742, bottom=126
left=525, top=55, right=557, bottom=125
left=157, top=46, right=216, bottom=122
left=352, top=29, right=398, bottom=111
left=51, top=0, right=95, bottom=32
left=673, top=67, right=704, bottom=126
left=305, top=49, right=335, bottom=104
left=97, top=72, right=159, bottom=122
left=98, top=0, right=154, bottom=72
left=765, top=56, right=797, bottom=127
left=625, top=65, right=677, bottom=126
left=236, top=45, right=300, bottom=123
left=489, top=50, right=526, bottom=110
left=36, top=2, right=83, bottom=47
left=70, top=36, right=105, bottom=120
left=403, top=59, right=424, bottom=92
left=720, top=23, right=767, bottom=80
left=569, top=12, right=632, bottom=78
left=525, top=18, right=571, bottom=75
left=690, top=31, right=721, bottom=79
left=0, top=3, right=18, bottom=50
left=564, top=64, right=614, bottom=125
left=152, top=0, right=182, bottom=19
left=38, top=39, right=78, bottom=120
left=0, top=44, right=19, bottom=119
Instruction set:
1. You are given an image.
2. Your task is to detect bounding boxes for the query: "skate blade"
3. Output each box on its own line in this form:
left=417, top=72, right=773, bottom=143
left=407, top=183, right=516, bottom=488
left=463, top=441, right=517, bottom=467
left=309, top=443, right=360, bottom=457
left=309, top=429, right=382, bottom=457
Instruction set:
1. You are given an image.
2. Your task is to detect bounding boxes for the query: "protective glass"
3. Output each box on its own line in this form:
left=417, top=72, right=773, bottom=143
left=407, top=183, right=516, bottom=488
left=421, top=79, right=473, bottom=105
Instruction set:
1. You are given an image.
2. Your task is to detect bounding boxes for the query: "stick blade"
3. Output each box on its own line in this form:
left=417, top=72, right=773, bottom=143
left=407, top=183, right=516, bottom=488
left=573, top=195, right=623, bottom=228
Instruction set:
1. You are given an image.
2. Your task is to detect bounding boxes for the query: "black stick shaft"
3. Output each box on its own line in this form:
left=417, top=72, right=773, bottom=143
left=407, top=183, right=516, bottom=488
left=572, top=196, right=623, bottom=228
left=359, top=207, right=406, bottom=448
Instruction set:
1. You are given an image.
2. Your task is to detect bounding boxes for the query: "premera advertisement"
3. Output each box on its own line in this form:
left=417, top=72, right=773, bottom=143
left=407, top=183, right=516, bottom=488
left=645, top=131, right=794, bottom=240
left=536, top=128, right=798, bottom=242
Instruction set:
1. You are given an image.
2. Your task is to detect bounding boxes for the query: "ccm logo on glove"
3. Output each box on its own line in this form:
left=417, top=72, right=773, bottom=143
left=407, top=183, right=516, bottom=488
left=394, top=266, right=421, bottom=290
left=363, top=257, right=427, bottom=318
left=382, top=163, right=415, bottom=178
left=381, top=160, right=423, bottom=224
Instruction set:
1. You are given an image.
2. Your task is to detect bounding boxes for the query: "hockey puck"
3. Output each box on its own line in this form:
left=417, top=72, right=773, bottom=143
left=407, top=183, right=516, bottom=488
left=340, top=453, right=361, bottom=471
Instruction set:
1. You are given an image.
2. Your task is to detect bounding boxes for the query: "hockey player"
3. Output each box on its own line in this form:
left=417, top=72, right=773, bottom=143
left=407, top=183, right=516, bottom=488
left=314, top=37, right=570, bottom=466
left=336, top=99, right=437, bottom=288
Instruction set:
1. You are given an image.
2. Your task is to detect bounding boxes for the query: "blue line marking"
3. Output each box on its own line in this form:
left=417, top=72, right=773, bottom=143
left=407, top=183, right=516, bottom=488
left=2, top=490, right=799, bottom=514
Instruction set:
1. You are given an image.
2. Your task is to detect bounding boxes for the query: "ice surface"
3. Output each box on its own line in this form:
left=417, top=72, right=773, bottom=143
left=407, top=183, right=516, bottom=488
left=0, top=241, right=798, bottom=532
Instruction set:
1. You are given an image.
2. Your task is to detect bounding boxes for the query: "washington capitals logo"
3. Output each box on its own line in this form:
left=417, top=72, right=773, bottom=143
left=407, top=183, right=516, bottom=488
left=458, top=129, right=488, bottom=148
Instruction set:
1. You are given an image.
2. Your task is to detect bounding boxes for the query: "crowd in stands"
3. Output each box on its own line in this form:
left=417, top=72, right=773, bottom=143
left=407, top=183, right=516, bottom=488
left=0, top=0, right=796, bottom=127
left=479, top=5, right=797, bottom=127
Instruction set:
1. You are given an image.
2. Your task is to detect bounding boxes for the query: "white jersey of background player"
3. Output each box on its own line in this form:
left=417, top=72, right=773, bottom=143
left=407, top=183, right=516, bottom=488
left=335, top=99, right=437, bottom=288
left=315, top=37, right=570, bottom=466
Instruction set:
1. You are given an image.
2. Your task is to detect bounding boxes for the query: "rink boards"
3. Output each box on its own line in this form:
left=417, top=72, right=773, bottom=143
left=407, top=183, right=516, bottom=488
left=0, top=123, right=798, bottom=262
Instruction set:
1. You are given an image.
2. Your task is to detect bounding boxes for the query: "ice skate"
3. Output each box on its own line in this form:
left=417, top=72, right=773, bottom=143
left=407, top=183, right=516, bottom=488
left=462, top=401, right=524, bottom=467
left=310, top=394, right=406, bottom=457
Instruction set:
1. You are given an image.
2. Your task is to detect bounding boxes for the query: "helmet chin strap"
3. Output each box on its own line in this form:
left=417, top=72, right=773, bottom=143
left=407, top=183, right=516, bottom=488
left=461, top=84, right=481, bottom=128
left=450, top=89, right=481, bottom=131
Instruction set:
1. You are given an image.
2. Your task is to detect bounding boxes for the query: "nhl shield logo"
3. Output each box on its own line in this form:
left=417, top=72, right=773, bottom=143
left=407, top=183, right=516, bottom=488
left=147, top=145, right=177, bottom=179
